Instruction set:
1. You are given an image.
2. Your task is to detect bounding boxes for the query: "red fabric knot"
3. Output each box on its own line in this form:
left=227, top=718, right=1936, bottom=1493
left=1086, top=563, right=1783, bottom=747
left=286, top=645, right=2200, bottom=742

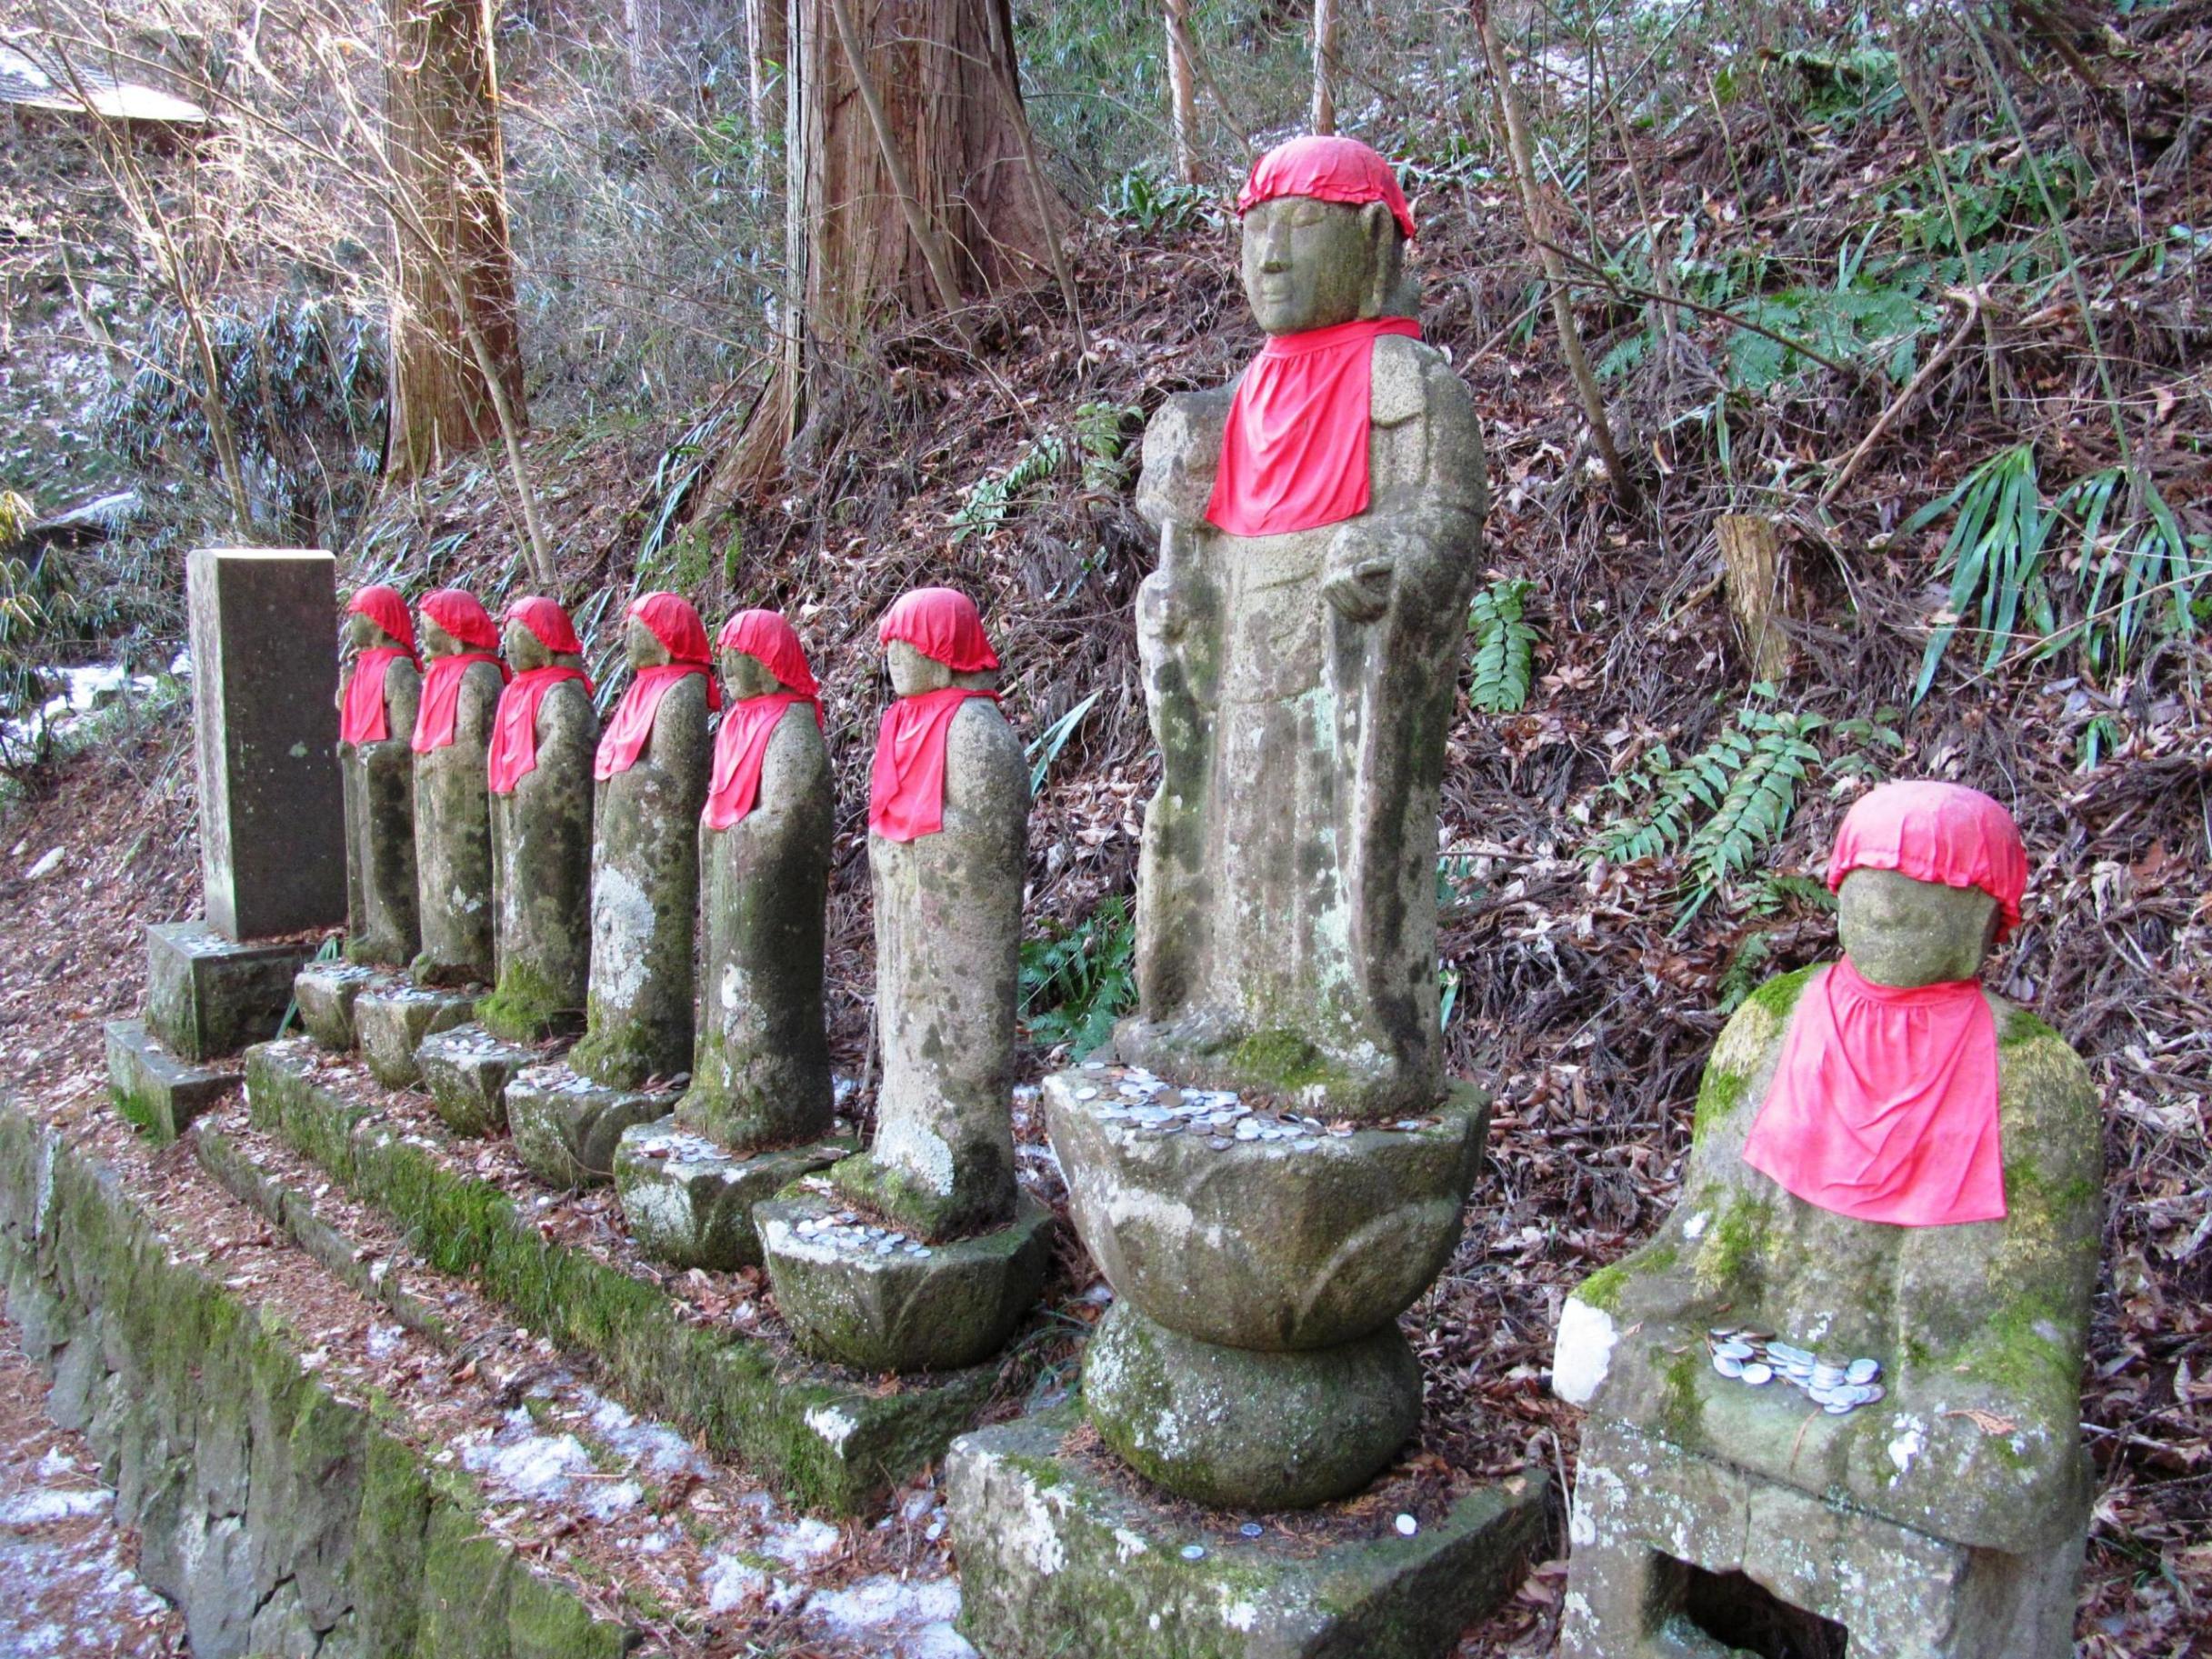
left=1236, top=135, right=1416, bottom=241
left=717, top=609, right=819, bottom=697
left=1205, top=315, right=1422, bottom=537
left=504, top=595, right=584, bottom=657
left=595, top=593, right=719, bottom=780
left=868, top=687, right=996, bottom=843
left=487, top=665, right=591, bottom=795
left=1827, top=779, right=2027, bottom=940
left=346, top=585, right=416, bottom=653
left=421, top=587, right=500, bottom=651
left=878, top=587, right=1000, bottom=674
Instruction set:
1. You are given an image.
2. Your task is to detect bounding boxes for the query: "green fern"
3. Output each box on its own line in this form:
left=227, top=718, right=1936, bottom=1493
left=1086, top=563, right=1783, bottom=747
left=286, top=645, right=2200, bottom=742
left=1074, top=402, right=1142, bottom=494
left=952, top=435, right=1066, bottom=543
left=1468, top=579, right=1539, bottom=713
left=1020, top=896, right=1136, bottom=1057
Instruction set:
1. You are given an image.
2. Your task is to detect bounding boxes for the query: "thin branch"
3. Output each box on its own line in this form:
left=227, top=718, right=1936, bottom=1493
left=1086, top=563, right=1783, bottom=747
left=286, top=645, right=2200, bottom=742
left=1818, top=292, right=1984, bottom=507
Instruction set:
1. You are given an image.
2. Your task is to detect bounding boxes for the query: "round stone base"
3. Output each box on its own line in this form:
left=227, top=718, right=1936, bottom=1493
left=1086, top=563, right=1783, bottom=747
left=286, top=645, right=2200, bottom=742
left=1085, top=1301, right=1420, bottom=1510
left=614, top=1121, right=854, bottom=1270
left=757, top=1186, right=1053, bottom=1374
left=506, top=1062, right=673, bottom=1188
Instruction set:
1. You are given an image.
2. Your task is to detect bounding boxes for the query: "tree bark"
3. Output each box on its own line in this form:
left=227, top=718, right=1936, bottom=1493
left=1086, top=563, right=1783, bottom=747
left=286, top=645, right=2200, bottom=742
left=385, top=0, right=526, bottom=483
left=1717, top=513, right=1793, bottom=683
left=1165, top=0, right=1199, bottom=183
left=1311, top=0, right=1337, bottom=135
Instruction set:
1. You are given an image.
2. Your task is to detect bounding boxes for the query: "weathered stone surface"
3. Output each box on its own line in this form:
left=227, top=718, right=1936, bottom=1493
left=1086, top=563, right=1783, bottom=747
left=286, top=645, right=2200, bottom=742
left=412, top=634, right=504, bottom=986
left=867, top=665, right=1029, bottom=1237
left=484, top=618, right=596, bottom=1042
left=417, top=1022, right=537, bottom=1136
left=569, top=616, right=710, bottom=1089
left=291, top=959, right=389, bottom=1052
left=186, top=547, right=345, bottom=939
left=615, top=1119, right=852, bottom=1270
left=945, top=1408, right=1546, bottom=1659
left=354, top=984, right=474, bottom=1090
left=105, top=1019, right=238, bottom=1141
left=1117, top=201, right=1486, bottom=1120
left=681, top=688, right=833, bottom=1149
left=145, top=920, right=314, bottom=1061
left=1046, top=1073, right=1486, bottom=1351
left=1086, top=1301, right=1420, bottom=1510
left=506, top=1061, right=671, bottom=1187
left=758, top=1184, right=1052, bottom=1373
left=340, top=607, right=421, bottom=967
left=1560, top=1418, right=2083, bottom=1659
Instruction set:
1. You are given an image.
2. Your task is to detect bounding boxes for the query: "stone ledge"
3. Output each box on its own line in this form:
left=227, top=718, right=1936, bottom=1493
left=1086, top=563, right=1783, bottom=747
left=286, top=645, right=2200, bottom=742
left=145, top=919, right=314, bottom=1061
left=105, top=1017, right=240, bottom=1142
left=245, top=1039, right=1002, bottom=1514
left=0, top=1102, right=631, bottom=1659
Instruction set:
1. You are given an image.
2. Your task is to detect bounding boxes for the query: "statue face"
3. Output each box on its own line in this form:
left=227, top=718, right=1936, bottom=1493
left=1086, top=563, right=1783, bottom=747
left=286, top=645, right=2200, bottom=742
left=1240, top=196, right=1391, bottom=335
left=504, top=618, right=550, bottom=672
left=722, top=648, right=779, bottom=699
left=886, top=639, right=950, bottom=696
left=626, top=614, right=670, bottom=670
left=1837, top=869, right=1997, bottom=987
left=345, top=610, right=385, bottom=652
left=420, top=616, right=460, bottom=658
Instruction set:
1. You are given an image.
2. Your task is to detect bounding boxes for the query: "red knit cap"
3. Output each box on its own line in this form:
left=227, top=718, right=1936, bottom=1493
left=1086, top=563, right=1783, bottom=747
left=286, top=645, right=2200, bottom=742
left=632, top=591, right=712, bottom=669
left=717, top=609, right=818, bottom=697
left=1828, top=781, right=2027, bottom=941
left=504, top=596, right=584, bottom=655
left=1236, top=135, right=1416, bottom=241
left=879, top=587, right=999, bottom=674
left=420, top=588, right=499, bottom=651
left=346, top=585, right=415, bottom=652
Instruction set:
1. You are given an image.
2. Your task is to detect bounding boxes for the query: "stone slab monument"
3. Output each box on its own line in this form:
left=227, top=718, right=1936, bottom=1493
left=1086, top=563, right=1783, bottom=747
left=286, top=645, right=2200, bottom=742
left=335, top=584, right=422, bottom=967
left=1550, top=781, right=2100, bottom=1658
left=106, top=549, right=345, bottom=1139
left=616, top=610, right=850, bottom=1270
left=945, top=138, right=1539, bottom=1659
left=758, top=588, right=1051, bottom=1373
left=508, top=592, right=712, bottom=1185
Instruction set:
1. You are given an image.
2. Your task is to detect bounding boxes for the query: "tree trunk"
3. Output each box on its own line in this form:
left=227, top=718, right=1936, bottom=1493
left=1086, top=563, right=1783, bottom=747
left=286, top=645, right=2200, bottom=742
left=384, top=0, right=526, bottom=483
left=1717, top=513, right=1795, bottom=683
left=624, top=0, right=664, bottom=100
left=1311, top=0, right=1337, bottom=135
left=1165, top=0, right=1200, bottom=183
left=746, top=0, right=787, bottom=152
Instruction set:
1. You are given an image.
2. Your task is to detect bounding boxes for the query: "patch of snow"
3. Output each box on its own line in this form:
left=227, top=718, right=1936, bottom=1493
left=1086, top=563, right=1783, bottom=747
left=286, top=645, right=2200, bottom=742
left=763, top=1516, right=842, bottom=1564
left=0, top=1488, right=111, bottom=1525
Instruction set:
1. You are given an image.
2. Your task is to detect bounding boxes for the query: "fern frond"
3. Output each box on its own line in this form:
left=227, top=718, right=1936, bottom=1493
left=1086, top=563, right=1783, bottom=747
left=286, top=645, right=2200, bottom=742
left=1468, top=578, right=1539, bottom=714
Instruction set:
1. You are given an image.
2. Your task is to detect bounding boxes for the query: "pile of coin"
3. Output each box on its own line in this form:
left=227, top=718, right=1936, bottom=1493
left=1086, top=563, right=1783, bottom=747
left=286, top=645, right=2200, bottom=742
left=1707, top=1326, right=1885, bottom=1414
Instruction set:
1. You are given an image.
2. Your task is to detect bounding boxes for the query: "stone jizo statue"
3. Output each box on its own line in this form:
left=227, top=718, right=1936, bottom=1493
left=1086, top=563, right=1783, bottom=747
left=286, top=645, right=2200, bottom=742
left=1552, top=780, right=2100, bottom=1658
left=409, top=588, right=507, bottom=986
left=338, top=585, right=421, bottom=967
left=480, top=597, right=596, bottom=1041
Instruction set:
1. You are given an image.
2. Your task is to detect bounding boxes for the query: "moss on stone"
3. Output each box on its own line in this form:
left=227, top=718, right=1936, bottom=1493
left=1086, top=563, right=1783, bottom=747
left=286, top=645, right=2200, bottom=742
left=1689, top=1066, right=1749, bottom=1145
left=476, top=962, right=576, bottom=1043
left=1574, top=1243, right=1677, bottom=1315
left=1228, top=1028, right=1336, bottom=1093
left=2000, top=1005, right=2061, bottom=1048
left=1657, top=1344, right=1706, bottom=1449
left=1694, top=1193, right=1769, bottom=1294
left=1746, top=964, right=1817, bottom=1020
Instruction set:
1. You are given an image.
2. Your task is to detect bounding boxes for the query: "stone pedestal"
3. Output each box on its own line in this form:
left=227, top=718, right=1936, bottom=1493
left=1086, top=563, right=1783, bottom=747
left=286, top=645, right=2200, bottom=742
left=945, top=1410, right=1546, bottom=1659
left=105, top=1019, right=238, bottom=1142
left=186, top=549, right=346, bottom=939
left=291, top=960, right=390, bottom=1052
left=506, top=1062, right=672, bottom=1188
left=613, top=1124, right=852, bottom=1271
left=416, top=1023, right=537, bottom=1136
left=145, top=921, right=315, bottom=1062
left=353, top=984, right=474, bottom=1090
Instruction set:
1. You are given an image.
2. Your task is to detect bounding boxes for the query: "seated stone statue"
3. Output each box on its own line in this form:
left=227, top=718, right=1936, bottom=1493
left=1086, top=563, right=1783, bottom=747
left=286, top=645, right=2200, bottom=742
left=409, top=587, right=508, bottom=985
left=1553, top=780, right=2100, bottom=1658
left=337, top=584, right=421, bottom=966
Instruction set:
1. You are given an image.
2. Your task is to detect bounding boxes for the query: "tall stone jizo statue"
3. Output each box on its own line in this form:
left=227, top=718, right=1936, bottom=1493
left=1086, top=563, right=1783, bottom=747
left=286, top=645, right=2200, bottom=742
left=409, top=588, right=508, bottom=985
left=758, top=589, right=1050, bottom=1373
left=1551, top=783, right=2101, bottom=1659
left=338, top=585, right=422, bottom=966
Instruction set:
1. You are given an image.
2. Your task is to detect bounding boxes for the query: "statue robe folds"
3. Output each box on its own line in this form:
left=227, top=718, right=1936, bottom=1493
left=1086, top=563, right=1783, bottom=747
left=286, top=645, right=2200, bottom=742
left=1120, top=330, right=1488, bottom=1117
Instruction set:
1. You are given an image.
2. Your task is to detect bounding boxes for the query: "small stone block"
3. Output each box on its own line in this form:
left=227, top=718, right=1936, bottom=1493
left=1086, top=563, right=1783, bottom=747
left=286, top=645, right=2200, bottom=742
left=354, top=985, right=475, bottom=1090
left=291, top=960, right=389, bottom=1052
left=417, top=1023, right=538, bottom=1137
left=145, top=921, right=317, bottom=1062
left=105, top=1019, right=240, bottom=1143
left=757, top=1187, right=1053, bottom=1373
left=945, top=1409, right=1547, bottom=1659
left=614, top=1122, right=855, bottom=1271
left=506, top=1063, right=673, bottom=1188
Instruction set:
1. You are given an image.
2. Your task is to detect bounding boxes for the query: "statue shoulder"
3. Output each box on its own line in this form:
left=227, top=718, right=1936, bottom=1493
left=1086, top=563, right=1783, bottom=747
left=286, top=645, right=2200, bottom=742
left=1989, top=995, right=2101, bottom=1184
left=1368, top=334, right=1466, bottom=428
left=947, top=696, right=1029, bottom=809
left=1687, top=964, right=1818, bottom=1150
left=1136, top=385, right=1235, bottom=532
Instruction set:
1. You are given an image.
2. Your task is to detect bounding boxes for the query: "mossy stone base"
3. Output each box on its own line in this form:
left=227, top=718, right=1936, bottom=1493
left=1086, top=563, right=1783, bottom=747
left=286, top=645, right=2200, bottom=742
left=945, top=1408, right=1546, bottom=1659
left=105, top=1019, right=239, bottom=1142
left=826, top=1148, right=1010, bottom=1243
left=145, top=920, right=315, bottom=1061
left=758, top=1186, right=1053, bottom=1373
left=354, top=985, right=475, bottom=1090
left=1086, top=1302, right=1421, bottom=1510
left=292, top=961, right=390, bottom=1052
left=615, top=1121, right=853, bottom=1270
left=417, top=1023, right=540, bottom=1137
left=506, top=1063, right=674, bottom=1188
left=476, top=962, right=586, bottom=1044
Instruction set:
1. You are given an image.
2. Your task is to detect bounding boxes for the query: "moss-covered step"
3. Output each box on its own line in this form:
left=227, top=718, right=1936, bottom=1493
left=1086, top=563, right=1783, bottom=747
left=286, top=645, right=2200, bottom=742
left=614, top=1121, right=854, bottom=1270
left=0, top=1103, right=632, bottom=1659
left=354, top=983, right=475, bottom=1089
left=292, top=959, right=391, bottom=1052
left=944, top=1409, right=1547, bottom=1659
left=507, top=1060, right=673, bottom=1188
left=145, top=918, right=315, bottom=1061
left=245, top=1039, right=1004, bottom=1514
left=418, top=1022, right=540, bottom=1136
left=105, top=1017, right=239, bottom=1142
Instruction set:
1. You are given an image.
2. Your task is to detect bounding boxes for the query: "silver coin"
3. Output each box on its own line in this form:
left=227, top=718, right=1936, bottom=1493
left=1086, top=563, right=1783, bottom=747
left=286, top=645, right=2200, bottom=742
left=1714, top=1340, right=1756, bottom=1361
left=1739, top=1363, right=1773, bottom=1385
left=1713, top=1354, right=1746, bottom=1378
left=1807, top=1384, right=1836, bottom=1405
left=1811, top=1365, right=1846, bottom=1389
left=1239, top=1523, right=1264, bottom=1538
left=1076, top=1088, right=1099, bottom=1102
left=1767, top=1343, right=1813, bottom=1365
left=1823, top=1397, right=1856, bottom=1415
left=1180, top=1544, right=1206, bottom=1561
left=1847, top=1358, right=1881, bottom=1385
left=1708, top=1326, right=1741, bottom=1340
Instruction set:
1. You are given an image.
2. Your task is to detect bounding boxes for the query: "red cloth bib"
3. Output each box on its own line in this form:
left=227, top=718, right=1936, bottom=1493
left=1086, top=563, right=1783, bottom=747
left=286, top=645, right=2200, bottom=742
left=595, top=664, right=710, bottom=781
left=488, top=665, right=591, bottom=795
left=868, top=688, right=996, bottom=843
left=1204, top=316, right=1422, bottom=537
left=704, top=694, right=821, bottom=830
left=412, top=652, right=510, bottom=753
left=340, top=646, right=414, bottom=745
left=1741, top=957, right=2007, bottom=1227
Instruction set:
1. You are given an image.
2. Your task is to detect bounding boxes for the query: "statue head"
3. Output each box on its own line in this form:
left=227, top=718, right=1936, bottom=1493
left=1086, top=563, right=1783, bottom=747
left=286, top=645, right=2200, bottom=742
left=505, top=616, right=551, bottom=672
left=502, top=596, right=583, bottom=675
left=344, top=584, right=414, bottom=655
left=717, top=608, right=818, bottom=701
left=418, top=588, right=499, bottom=662
left=626, top=590, right=711, bottom=675
left=1236, top=135, right=1416, bottom=335
left=878, top=586, right=999, bottom=699
left=1825, top=781, right=2027, bottom=988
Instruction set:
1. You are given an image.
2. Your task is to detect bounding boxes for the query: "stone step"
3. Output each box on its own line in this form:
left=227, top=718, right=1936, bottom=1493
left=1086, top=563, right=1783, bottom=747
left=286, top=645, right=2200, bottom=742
left=103, top=1016, right=239, bottom=1142
left=242, top=1038, right=1009, bottom=1515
